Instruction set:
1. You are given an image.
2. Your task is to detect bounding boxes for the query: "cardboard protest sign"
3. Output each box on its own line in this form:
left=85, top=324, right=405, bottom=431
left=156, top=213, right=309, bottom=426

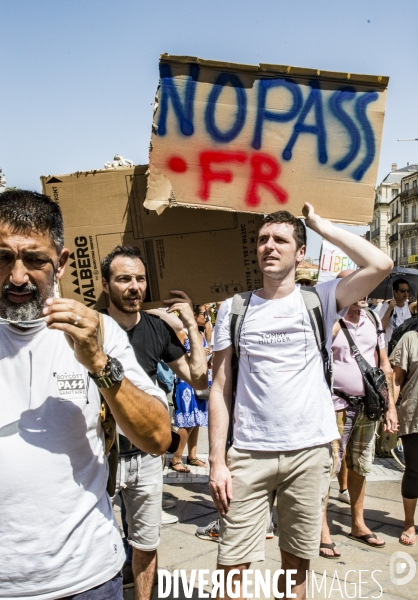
left=146, top=54, right=388, bottom=224
left=318, top=240, right=357, bottom=283
left=40, top=166, right=263, bottom=309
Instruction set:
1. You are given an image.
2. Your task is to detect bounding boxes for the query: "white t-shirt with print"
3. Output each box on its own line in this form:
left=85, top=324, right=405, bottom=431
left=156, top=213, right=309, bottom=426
left=214, top=280, right=342, bottom=451
left=0, top=315, right=167, bottom=600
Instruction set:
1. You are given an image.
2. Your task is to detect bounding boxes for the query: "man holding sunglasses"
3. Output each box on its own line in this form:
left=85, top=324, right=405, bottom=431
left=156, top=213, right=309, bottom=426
left=0, top=190, right=171, bottom=600
left=377, top=279, right=411, bottom=349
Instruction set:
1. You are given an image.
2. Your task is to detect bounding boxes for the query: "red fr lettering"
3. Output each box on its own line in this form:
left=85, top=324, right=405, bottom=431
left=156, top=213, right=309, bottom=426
left=198, top=150, right=247, bottom=201
left=245, top=153, right=288, bottom=206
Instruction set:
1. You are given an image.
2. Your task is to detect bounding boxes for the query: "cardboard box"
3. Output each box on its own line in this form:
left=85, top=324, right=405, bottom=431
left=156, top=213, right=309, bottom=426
left=146, top=54, right=389, bottom=225
left=41, top=167, right=264, bottom=308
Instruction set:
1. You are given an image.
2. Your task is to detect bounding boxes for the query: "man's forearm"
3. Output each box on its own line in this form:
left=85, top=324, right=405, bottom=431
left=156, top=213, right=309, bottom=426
left=209, top=388, right=231, bottom=465
left=381, top=305, right=392, bottom=330
left=309, top=217, right=392, bottom=270
left=187, top=323, right=208, bottom=387
left=384, top=367, right=395, bottom=408
left=101, top=378, right=171, bottom=454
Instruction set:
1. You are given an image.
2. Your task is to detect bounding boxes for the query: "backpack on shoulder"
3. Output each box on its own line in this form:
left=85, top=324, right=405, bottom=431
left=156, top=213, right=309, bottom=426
left=388, top=316, right=418, bottom=356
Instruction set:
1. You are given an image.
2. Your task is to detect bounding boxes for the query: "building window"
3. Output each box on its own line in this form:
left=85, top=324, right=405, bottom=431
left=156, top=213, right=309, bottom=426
left=405, top=183, right=409, bottom=191
left=412, top=238, right=417, bottom=255
left=403, top=239, right=408, bottom=256
left=404, top=206, right=409, bottom=222
left=413, top=180, right=417, bottom=189
left=413, top=205, right=417, bottom=221
left=392, top=188, right=398, bottom=198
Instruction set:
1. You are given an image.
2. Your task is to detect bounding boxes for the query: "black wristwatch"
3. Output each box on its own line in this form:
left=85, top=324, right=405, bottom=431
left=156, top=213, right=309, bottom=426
left=89, top=355, right=125, bottom=389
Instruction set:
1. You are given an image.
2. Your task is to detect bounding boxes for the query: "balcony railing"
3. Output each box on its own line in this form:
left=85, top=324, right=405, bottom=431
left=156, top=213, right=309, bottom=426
left=371, top=228, right=380, bottom=239
left=399, top=223, right=418, bottom=234
left=389, top=232, right=399, bottom=244
left=400, top=188, right=418, bottom=201
left=399, top=256, right=409, bottom=266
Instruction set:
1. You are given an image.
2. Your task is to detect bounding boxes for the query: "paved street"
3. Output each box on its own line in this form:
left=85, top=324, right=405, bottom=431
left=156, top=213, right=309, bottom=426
left=118, top=428, right=417, bottom=599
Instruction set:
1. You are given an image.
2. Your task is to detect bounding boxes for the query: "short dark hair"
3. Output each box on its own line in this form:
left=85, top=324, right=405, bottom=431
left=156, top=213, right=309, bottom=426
left=101, top=245, right=144, bottom=282
left=0, top=189, right=64, bottom=253
left=258, top=211, right=306, bottom=250
left=393, top=278, right=410, bottom=291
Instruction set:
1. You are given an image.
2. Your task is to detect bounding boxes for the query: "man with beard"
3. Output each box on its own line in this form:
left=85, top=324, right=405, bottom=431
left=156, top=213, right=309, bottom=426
left=320, top=270, right=397, bottom=558
left=100, top=246, right=208, bottom=600
left=0, top=190, right=171, bottom=599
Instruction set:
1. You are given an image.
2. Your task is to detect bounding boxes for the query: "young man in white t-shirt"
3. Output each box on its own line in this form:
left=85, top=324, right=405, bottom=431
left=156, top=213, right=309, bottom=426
left=0, top=189, right=171, bottom=600
left=209, top=203, right=393, bottom=600
left=376, top=279, right=411, bottom=349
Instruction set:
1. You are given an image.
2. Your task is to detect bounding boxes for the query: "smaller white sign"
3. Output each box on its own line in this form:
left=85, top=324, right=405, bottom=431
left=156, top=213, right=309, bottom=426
left=318, top=240, right=357, bottom=283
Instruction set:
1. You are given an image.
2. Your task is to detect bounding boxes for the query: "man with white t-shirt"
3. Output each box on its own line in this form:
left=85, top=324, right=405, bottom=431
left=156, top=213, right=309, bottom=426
left=209, top=204, right=393, bottom=600
left=0, top=189, right=171, bottom=600
left=377, top=279, right=411, bottom=349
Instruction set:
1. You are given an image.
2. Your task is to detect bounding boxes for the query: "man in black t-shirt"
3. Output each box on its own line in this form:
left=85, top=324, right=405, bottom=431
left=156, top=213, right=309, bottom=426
left=101, top=246, right=207, bottom=600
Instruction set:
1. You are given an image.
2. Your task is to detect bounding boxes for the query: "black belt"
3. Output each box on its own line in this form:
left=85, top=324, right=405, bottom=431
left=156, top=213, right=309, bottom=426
left=333, top=389, right=365, bottom=407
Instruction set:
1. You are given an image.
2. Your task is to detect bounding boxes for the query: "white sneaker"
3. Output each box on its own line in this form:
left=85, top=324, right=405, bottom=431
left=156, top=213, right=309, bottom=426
left=338, top=489, right=351, bottom=504
left=161, top=510, right=178, bottom=525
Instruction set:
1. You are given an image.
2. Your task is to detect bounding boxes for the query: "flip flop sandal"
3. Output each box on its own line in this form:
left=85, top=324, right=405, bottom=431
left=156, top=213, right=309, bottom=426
left=399, top=531, right=416, bottom=546
left=187, top=457, right=208, bottom=467
left=348, top=533, right=385, bottom=548
left=319, top=542, right=341, bottom=559
left=169, top=460, right=190, bottom=473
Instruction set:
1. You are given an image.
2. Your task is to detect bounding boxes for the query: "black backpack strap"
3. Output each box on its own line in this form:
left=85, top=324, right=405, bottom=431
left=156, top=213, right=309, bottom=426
left=300, top=287, right=332, bottom=390
left=364, top=308, right=382, bottom=367
left=339, top=319, right=373, bottom=375
left=227, top=291, right=252, bottom=448
left=229, top=291, right=253, bottom=359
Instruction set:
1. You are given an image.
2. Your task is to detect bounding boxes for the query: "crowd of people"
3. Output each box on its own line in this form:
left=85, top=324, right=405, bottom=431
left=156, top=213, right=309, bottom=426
left=1, top=189, right=418, bottom=600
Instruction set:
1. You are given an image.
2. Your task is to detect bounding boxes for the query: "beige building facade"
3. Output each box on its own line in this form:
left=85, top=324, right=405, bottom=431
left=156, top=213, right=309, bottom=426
left=397, top=169, right=418, bottom=267
left=370, top=163, right=418, bottom=262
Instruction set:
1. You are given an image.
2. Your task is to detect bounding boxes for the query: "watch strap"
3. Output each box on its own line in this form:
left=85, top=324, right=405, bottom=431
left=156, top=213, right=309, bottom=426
left=92, top=374, right=117, bottom=389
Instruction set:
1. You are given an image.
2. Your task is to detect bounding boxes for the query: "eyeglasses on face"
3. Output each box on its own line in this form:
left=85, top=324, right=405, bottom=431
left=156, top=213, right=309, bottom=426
left=398, top=288, right=410, bottom=293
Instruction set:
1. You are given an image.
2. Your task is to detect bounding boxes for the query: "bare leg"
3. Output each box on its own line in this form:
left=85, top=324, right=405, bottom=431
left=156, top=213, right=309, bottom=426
left=400, top=497, right=417, bottom=545
left=171, top=427, right=192, bottom=471
left=277, top=550, right=309, bottom=600
left=348, top=469, right=384, bottom=546
left=187, top=425, right=199, bottom=459
left=187, top=425, right=207, bottom=466
left=338, top=456, right=348, bottom=492
left=320, top=491, right=341, bottom=557
left=216, top=564, right=249, bottom=600
left=132, top=547, right=157, bottom=600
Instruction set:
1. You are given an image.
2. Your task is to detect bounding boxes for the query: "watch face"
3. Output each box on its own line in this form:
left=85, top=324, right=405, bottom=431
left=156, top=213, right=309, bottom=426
left=109, top=358, right=124, bottom=382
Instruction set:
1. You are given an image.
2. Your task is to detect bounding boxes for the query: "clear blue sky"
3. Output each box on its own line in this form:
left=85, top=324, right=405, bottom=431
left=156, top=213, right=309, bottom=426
left=1, top=0, right=418, bottom=257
